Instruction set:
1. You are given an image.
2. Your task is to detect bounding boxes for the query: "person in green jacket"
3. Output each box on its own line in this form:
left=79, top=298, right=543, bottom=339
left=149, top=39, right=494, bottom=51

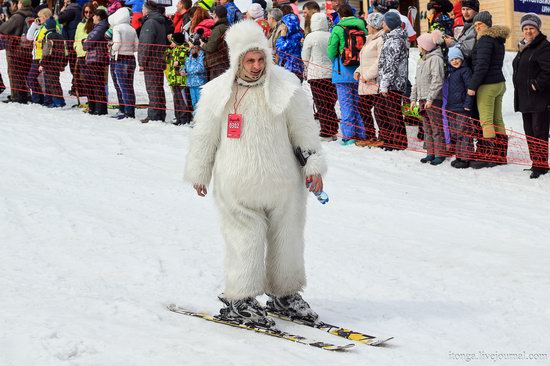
left=326, top=4, right=367, bottom=144
left=165, top=32, right=193, bottom=125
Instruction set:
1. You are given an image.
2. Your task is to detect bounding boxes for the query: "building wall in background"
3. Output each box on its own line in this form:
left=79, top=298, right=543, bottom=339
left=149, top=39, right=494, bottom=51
left=418, top=0, right=550, bottom=50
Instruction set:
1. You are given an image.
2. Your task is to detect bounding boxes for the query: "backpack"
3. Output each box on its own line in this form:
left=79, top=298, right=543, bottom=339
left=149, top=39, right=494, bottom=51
left=336, top=24, right=365, bottom=67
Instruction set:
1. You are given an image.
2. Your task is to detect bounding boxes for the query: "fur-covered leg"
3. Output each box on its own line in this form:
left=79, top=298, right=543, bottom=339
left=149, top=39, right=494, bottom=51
left=265, top=191, right=307, bottom=297
left=218, top=198, right=268, bottom=300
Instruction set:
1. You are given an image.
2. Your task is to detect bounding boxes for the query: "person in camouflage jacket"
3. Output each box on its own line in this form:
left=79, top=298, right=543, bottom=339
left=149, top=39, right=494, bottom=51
left=165, top=33, right=193, bottom=125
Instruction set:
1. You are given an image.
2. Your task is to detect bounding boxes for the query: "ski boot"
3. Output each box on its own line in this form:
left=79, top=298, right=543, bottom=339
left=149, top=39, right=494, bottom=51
left=218, top=295, right=275, bottom=328
left=266, top=293, right=319, bottom=323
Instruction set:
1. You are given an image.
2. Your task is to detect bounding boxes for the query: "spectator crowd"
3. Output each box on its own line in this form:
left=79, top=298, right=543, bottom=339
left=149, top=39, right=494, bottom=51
left=0, top=0, right=549, bottom=178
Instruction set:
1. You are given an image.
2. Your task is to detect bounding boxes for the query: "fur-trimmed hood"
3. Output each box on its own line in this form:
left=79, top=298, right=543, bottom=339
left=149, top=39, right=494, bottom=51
left=477, top=25, right=510, bottom=41
left=200, top=20, right=301, bottom=118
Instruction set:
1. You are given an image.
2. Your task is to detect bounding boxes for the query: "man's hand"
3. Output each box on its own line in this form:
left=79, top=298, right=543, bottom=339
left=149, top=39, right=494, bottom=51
left=139, top=66, right=144, bottom=72
left=193, top=183, right=207, bottom=197
left=305, top=175, right=323, bottom=193
left=38, top=65, right=43, bottom=72
left=467, top=89, right=476, bottom=96
left=425, top=100, right=433, bottom=109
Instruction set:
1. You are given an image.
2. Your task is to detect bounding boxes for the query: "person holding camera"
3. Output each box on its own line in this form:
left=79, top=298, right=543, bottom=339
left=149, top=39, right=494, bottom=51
left=200, top=5, right=228, bottom=81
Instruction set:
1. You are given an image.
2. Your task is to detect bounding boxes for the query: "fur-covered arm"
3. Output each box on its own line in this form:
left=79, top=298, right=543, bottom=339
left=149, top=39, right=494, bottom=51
left=184, top=94, right=222, bottom=187
left=285, top=87, right=327, bottom=177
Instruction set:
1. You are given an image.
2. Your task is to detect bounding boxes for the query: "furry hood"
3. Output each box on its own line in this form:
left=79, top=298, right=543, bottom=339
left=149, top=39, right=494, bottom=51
left=199, top=20, right=301, bottom=118
left=477, top=25, right=511, bottom=41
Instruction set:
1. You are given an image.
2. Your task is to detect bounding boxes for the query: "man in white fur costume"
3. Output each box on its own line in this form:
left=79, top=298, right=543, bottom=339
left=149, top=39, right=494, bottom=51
left=184, top=20, right=327, bottom=327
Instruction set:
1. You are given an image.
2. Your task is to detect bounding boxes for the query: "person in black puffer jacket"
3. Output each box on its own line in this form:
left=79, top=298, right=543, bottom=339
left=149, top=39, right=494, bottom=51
left=512, top=13, right=550, bottom=179
left=467, top=12, right=510, bottom=168
left=58, top=0, right=82, bottom=95
left=138, top=0, right=169, bottom=123
left=83, top=7, right=109, bottom=115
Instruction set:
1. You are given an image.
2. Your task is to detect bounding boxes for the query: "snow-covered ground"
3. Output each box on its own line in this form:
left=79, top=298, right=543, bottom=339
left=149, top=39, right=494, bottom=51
left=1, top=50, right=550, bottom=366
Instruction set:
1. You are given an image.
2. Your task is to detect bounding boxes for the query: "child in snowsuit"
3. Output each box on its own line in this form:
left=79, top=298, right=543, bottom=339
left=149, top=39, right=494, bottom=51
left=411, top=30, right=446, bottom=165
left=444, top=47, right=475, bottom=169
left=165, top=33, right=193, bottom=125
left=39, top=17, right=67, bottom=108
left=184, top=45, right=207, bottom=111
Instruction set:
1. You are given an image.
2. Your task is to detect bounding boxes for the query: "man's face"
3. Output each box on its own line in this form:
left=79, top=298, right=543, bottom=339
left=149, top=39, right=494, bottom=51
left=242, top=50, right=266, bottom=78
left=219, top=0, right=227, bottom=5
left=142, top=6, right=149, bottom=16
left=176, top=0, right=183, bottom=11
left=462, top=7, right=477, bottom=22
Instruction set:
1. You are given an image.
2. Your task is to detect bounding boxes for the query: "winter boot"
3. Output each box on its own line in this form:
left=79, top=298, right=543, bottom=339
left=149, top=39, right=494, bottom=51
left=420, top=154, right=435, bottom=163
left=266, top=293, right=319, bottom=323
left=453, top=159, right=470, bottom=169
left=430, top=156, right=446, bottom=165
left=218, top=295, right=275, bottom=328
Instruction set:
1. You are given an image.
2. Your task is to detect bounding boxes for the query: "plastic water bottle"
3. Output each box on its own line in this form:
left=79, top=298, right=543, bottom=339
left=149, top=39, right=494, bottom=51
left=307, top=181, right=329, bottom=205
left=313, top=190, right=329, bottom=205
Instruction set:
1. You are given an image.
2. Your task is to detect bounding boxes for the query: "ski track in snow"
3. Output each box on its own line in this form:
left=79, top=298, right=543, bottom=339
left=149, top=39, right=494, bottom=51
left=1, top=51, right=550, bottom=366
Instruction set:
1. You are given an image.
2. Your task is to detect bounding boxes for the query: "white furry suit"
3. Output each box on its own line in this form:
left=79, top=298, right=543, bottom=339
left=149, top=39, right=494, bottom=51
left=185, top=21, right=327, bottom=301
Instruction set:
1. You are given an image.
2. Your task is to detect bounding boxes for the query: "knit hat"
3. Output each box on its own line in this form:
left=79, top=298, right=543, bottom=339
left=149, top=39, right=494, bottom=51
left=172, top=32, right=186, bottom=45
left=460, top=0, right=479, bottom=12
left=367, top=12, right=384, bottom=30
left=248, top=3, right=264, bottom=19
left=473, top=11, right=492, bottom=27
left=374, top=0, right=399, bottom=14
left=447, top=46, right=464, bottom=61
left=428, top=0, right=453, bottom=13
left=19, top=0, right=32, bottom=8
left=44, top=17, right=56, bottom=30
left=520, top=13, right=542, bottom=31
left=417, top=32, right=438, bottom=52
left=214, top=5, right=228, bottom=19
left=383, top=11, right=401, bottom=30
left=143, top=0, right=158, bottom=12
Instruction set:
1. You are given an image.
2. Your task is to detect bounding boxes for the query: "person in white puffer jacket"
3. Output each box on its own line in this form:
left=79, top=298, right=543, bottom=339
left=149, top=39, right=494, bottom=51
left=302, top=12, right=339, bottom=141
left=185, top=20, right=327, bottom=328
left=108, top=7, right=138, bottom=119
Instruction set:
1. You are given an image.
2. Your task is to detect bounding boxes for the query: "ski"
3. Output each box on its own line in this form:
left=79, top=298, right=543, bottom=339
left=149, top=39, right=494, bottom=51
left=167, top=304, right=354, bottom=352
left=268, top=311, right=393, bottom=346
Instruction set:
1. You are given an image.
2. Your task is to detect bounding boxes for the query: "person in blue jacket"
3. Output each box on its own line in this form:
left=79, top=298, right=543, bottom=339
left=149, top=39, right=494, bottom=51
left=275, top=13, right=304, bottom=81
left=443, top=47, right=475, bottom=169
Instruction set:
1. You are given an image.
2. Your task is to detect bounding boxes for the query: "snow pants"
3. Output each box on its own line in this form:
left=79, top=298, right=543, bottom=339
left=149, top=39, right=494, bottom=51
left=420, top=99, right=445, bottom=156
left=523, top=110, right=550, bottom=170
left=216, top=189, right=307, bottom=301
left=335, top=83, right=365, bottom=141
left=357, top=94, right=383, bottom=140
left=477, top=82, right=506, bottom=138
left=144, top=68, right=166, bottom=122
left=309, top=78, right=339, bottom=138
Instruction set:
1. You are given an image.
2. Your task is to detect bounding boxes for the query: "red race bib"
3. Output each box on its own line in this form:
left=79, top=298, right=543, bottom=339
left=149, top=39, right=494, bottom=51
left=227, top=114, right=242, bottom=139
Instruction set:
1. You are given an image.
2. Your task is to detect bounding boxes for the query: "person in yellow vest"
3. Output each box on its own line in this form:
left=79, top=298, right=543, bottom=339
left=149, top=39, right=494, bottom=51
left=73, top=2, right=96, bottom=104
left=25, top=7, right=61, bottom=105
